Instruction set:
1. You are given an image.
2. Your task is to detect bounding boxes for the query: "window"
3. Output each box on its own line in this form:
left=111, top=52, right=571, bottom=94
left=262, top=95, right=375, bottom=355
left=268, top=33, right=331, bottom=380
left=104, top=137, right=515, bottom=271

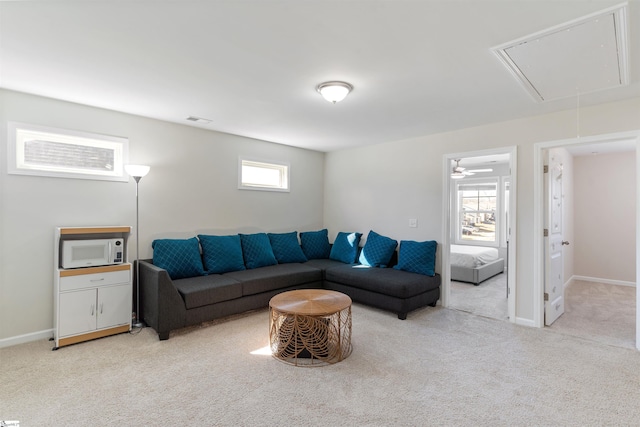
left=502, top=178, right=510, bottom=247
left=8, top=122, right=128, bottom=182
left=238, top=158, right=289, bottom=192
left=457, top=180, right=498, bottom=244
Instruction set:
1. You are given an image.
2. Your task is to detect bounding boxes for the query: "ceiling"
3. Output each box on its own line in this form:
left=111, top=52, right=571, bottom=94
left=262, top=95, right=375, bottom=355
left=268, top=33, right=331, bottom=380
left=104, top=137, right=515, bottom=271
left=1, top=1, right=638, bottom=153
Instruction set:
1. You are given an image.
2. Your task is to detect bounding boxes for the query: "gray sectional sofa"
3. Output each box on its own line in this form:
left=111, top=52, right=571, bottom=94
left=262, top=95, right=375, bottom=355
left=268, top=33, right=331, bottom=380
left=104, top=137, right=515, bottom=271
left=138, top=231, right=441, bottom=340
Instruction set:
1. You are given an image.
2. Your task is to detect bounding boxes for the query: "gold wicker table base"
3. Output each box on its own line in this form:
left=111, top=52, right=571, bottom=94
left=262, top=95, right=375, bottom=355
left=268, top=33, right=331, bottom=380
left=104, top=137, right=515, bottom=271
left=269, top=290, right=352, bottom=367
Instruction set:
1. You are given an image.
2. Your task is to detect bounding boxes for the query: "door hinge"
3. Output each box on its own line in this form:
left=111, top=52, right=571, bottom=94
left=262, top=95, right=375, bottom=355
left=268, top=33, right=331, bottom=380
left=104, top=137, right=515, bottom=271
left=544, top=228, right=548, bottom=237
left=543, top=165, right=549, bottom=173
left=544, top=292, right=549, bottom=301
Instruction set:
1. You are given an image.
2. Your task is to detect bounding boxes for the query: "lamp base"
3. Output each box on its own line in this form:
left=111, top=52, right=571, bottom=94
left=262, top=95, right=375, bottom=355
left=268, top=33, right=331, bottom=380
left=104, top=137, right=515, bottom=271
left=132, top=319, right=145, bottom=329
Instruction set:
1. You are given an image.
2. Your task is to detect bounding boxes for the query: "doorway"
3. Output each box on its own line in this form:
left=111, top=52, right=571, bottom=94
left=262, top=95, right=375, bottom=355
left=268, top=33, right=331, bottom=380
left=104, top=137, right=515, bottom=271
left=441, top=146, right=517, bottom=323
left=533, top=131, right=640, bottom=350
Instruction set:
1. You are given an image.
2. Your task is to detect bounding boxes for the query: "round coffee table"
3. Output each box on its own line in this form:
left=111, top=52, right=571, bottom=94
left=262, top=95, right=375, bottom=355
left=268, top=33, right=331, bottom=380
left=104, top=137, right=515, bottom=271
left=269, top=289, right=352, bottom=366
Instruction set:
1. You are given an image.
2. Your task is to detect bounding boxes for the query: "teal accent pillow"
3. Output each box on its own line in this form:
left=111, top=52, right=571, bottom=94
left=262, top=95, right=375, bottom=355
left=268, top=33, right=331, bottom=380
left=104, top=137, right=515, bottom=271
left=300, top=229, right=331, bottom=259
left=359, top=230, right=398, bottom=267
left=268, top=232, right=308, bottom=264
left=152, top=237, right=205, bottom=280
left=394, top=240, right=437, bottom=276
left=330, top=231, right=362, bottom=264
left=197, top=234, right=246, bottom=274
left=239, top=233, right=278, bottom=269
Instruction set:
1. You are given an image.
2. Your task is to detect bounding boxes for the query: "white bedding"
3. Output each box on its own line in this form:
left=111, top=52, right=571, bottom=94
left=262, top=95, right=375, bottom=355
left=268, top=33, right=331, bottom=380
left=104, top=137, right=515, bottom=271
left=450, top=245, right=499, bottom=269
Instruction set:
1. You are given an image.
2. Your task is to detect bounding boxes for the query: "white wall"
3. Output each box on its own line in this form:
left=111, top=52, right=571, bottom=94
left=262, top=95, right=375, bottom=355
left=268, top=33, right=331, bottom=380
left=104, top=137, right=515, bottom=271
left=324, top=96, right=640, bottom=324
left=573, top=151, right=636, bottom=282
left=0, top=89, right=325, bottom=343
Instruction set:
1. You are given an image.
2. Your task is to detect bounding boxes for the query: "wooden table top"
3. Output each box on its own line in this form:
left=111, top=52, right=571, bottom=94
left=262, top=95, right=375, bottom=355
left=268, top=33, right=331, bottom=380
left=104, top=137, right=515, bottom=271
left=269, top=289, right=352, bottom=316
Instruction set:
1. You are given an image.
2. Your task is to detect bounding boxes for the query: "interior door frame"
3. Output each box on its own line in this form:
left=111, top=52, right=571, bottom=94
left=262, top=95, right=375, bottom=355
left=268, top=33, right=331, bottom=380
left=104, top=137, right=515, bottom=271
left=441, top=145, right=517, bottom=323
left=532, top=130, right=640, bottom=350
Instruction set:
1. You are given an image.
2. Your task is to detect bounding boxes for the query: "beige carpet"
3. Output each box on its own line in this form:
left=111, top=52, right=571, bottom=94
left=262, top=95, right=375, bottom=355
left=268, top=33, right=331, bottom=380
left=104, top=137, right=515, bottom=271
left=450, top=275, right=636, bottom=350
left=450, top=272, right=508, bottom=321
left=2, top=304, right=640, bottom=426
left=549, top=280, right=636, bottom=349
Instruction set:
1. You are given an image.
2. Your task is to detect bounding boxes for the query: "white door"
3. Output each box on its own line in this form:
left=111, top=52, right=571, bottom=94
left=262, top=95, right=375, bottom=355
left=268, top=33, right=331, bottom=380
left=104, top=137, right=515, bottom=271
left=97, top=284, right=131, bottom=330
left=544, top=150, right=565, bottom=325
left=59, top=289, right=97, bottom=336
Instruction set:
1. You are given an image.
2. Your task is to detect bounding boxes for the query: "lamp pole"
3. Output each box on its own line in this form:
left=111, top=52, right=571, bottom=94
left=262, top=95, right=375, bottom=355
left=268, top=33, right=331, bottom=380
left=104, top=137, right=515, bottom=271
left=125, top=164, right=150, bottom=329
left=132, top=175, right=143, bottom=328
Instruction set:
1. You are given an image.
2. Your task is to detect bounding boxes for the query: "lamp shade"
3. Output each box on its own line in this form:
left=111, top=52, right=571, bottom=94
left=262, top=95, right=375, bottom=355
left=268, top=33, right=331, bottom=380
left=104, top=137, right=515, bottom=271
left=317, top=81, right=353, bottom=103
left=125, top=164, right=150, bottom=178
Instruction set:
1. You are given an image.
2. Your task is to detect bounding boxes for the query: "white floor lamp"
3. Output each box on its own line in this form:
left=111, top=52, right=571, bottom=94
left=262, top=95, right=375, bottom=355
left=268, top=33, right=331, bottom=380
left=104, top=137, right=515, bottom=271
left=125, top=164, right=150, bottom=329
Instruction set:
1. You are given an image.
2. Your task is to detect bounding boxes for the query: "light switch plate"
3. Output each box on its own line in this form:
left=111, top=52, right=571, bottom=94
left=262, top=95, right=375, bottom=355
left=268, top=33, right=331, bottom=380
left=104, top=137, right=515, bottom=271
left=409, top=218, right=418, bottom=228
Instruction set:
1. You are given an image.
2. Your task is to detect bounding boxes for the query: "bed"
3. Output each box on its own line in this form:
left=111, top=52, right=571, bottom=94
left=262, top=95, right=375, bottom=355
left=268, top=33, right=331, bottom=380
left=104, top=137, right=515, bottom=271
left=450, top=245, right=505, bottom=285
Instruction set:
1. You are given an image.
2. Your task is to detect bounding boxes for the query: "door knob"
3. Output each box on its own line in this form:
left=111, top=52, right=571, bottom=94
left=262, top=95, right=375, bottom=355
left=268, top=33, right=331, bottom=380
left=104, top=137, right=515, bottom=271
left=562, top=241, right=570, bottom=245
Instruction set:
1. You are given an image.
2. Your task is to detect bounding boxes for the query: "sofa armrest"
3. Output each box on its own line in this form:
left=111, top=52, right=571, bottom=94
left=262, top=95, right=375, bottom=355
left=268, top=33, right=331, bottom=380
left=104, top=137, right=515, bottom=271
left=138, top=259, right=187, bottom=340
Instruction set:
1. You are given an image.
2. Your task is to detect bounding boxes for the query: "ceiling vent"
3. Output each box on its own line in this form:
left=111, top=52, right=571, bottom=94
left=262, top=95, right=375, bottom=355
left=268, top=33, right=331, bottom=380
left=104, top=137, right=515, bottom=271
left=492, top=3, right=629, bottom=102
left=186, top=116, right=212, bottom=124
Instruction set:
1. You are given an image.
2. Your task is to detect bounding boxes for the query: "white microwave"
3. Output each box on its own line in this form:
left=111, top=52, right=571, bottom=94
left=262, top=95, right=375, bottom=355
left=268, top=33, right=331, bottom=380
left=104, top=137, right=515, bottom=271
left=61, top=238, right=124, bottom=269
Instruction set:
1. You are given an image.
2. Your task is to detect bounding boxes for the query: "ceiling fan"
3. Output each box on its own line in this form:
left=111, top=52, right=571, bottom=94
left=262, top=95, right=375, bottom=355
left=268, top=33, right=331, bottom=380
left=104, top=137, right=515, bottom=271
left=451, top=159, right=495, bottom=179
left=451, top=159, right=474, bottom=179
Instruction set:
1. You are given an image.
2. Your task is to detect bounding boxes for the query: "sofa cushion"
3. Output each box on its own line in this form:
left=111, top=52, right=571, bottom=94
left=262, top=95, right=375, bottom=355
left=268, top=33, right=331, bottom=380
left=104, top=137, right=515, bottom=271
left=268, top=231, right=308, bottom=263
left=152, top=237, right=205, bottom=280
left=173, top=275, right=243, bottom=309
left=303, top=258, right=351, bottom=277
left=326, top=264, right=440, bottom=299
left=329, top=231, right=362, bottom=264
left=240, top=233, right=278, bottom=269
left=358, top=230, right=398, bottom=267
left=394, top=240, right=437, bottom=276
left=300, top=229, right=331, bottom=259
left=224, top=263, right=322, bottom=296
left=198, top=234, right=246, bottom=274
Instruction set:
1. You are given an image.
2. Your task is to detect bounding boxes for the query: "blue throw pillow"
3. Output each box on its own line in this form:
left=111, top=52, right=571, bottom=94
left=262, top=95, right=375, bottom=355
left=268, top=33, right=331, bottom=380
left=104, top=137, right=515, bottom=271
left=359, top=230, right=398, bottom=267
left=152, top=237, right=205, bottom=280
left=300, top=229, right=331, bottom=259
left=330, top=231, right=362, bottom=264
left=268, top=232, right=308, bottom=264
left=394, top=240, right=437, bottom=276
left=197, top=234, right=246, bottom=274
left=239, top=233, right=278, bottom=269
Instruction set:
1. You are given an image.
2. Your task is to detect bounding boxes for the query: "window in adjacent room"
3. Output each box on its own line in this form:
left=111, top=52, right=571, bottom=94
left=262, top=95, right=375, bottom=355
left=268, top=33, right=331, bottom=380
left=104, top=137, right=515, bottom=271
left=8, top=122, right=128, bottom=182
left=502, top=178, right=510, bottom=247
left=238, top=158, right=289, bottom=192
left=457, top=179, right=498, bottom=244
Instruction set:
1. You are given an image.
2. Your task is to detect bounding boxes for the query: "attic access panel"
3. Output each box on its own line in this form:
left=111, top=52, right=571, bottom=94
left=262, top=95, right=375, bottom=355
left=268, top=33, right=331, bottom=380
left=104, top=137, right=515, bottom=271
left=493, top=4, right=628, bottom=102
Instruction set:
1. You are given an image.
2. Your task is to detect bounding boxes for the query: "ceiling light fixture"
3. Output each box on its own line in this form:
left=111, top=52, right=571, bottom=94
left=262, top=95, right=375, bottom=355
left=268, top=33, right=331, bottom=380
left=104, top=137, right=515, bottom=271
left=451, top=159, right=473, bottom=180
left=316, top=81, right=353, bottom=104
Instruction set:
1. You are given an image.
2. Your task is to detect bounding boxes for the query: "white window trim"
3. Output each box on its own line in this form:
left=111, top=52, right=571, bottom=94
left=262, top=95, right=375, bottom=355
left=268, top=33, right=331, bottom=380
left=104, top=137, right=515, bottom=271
left=238, top=157, right=290, bottom=192
left=8, top=122, right=129, bottom=182
left=455, top=177, right=500, bottom=247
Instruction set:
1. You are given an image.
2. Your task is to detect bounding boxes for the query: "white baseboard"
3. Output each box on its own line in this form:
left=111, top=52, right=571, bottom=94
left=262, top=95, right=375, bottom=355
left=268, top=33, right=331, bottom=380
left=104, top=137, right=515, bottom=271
left=515, top=317, right=536, bottom=328
left=0, top=329, right=53, bottom=349
left=571, top=275, right=636, bottom=288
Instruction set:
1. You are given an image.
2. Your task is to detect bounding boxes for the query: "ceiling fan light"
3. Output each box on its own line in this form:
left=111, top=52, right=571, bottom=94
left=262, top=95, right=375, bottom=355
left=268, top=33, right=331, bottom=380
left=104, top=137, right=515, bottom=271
left=451, top=171, right=465, bottom=179
left=317, top=81, right=353, bottom=103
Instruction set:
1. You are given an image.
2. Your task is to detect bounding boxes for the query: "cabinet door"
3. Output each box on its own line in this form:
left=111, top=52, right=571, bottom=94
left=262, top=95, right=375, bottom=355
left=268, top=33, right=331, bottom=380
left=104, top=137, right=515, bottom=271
left=59, top=289, right=97, bottom=337
left=97, top=284, right=131, bottom=330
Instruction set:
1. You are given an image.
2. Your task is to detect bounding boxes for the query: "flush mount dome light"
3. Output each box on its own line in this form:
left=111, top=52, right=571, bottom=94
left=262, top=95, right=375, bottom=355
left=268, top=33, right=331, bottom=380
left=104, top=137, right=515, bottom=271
left=316, top=81, right=353, bottom=103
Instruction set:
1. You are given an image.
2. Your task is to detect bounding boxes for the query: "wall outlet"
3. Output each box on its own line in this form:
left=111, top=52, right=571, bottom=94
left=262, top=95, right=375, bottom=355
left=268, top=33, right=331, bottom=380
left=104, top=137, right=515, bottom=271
left=409, top=218, right=418, bottom=228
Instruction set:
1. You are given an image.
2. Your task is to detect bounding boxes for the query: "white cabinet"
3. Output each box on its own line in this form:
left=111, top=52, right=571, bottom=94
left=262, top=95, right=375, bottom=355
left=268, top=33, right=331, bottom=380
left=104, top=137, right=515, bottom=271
left=58, top=281, right=131, bottom=337
left=54, top=226, right=132, bottom=349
